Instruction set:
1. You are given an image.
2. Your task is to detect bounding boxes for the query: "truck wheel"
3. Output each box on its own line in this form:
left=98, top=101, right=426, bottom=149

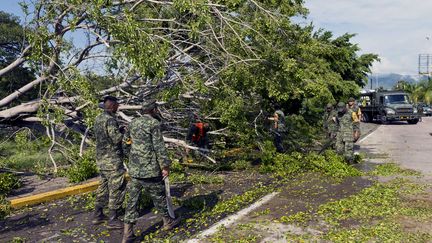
left=407, top=119, right=419, bottom=124
left=380, top=116, right=388, bottom=124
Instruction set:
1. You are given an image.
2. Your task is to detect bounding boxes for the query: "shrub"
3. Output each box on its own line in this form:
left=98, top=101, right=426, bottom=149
left=0, top=195, right=11, bottom=220
left=230, top=160, right=252, bottom=171
left=0, top=172, right=22, bottom=195
left=259, top=141, right=361, bottom=180
left=66, top=151, right=98, bottom=183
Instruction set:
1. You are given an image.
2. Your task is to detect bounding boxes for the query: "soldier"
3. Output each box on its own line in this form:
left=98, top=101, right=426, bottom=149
left=347, top=97, right=362, bottom=142
left=321, top=103, right=338, bottom=151
left=122, top=99, right=180, bottom=243
left=186, top=114, right=210, bottom=151
left=323, top=103, right=338, bottom=140
left=92, top=96, right=126, bottom=229
left=335, top=101, right=354, bottom=163
left=268, top=109, right=286, bottom=153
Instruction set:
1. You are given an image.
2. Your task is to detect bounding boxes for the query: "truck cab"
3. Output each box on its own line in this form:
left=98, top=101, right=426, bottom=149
left=360, top=91, right=419, bottom=124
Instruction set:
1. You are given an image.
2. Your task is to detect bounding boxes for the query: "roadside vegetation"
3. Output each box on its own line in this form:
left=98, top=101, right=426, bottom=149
left=0, top=172, right=21, bottom=220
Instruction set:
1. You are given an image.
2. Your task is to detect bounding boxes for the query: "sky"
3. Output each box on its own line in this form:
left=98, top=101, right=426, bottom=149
left=303, top=0, right=432, bottom=76
left=2, top=0, right=432, bottom=76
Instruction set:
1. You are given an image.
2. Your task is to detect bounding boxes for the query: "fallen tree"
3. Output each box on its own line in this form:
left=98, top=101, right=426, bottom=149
left=0, top=1, right=378, bottom=170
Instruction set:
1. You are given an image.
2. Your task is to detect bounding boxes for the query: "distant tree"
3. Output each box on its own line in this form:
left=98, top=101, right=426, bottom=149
left=0, top=11, right=35, bottom=103
left=314, top=31, right=379, bottom=88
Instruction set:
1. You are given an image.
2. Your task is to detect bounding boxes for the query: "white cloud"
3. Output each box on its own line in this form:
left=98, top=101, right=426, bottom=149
left=303, top=0, right=432, bottom=75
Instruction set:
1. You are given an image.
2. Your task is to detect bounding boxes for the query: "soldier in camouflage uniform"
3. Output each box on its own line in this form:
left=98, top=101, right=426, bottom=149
left=92, top=96, right=126, bottom=229
left=121, top=99, right=180, bottom=243
left=323, top=103, right=338, bottom=139
left=268, top=109, right=286, bottom=153
left=322, top=103, right=338, bottom=150
left=347, top=97, right=362, bottom=142
left=335, top=101, right=354, bottom=163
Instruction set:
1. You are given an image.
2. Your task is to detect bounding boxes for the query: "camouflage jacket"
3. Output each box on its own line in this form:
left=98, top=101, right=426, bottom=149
left=93, top=111, right=124, bottom=171
left=274, top=110, right=286, bottom=133
left=323, top=110, right=338, bottom=133
left=337, top=112, right=353, bottom=140
left=123, top=114, right=171, bottom=179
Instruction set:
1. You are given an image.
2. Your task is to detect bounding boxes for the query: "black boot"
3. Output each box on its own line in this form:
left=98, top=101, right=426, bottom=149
left=92, top=206, right=107, bottom=225
left=107, top=209, right=123, bottom=229
left=121, top=223, right=136, bottom=243
left=162, top=216, right=181, bottom=231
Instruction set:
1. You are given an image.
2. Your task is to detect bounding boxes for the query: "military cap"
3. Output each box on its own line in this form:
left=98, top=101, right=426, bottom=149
left=348, top=97, right=356, bottom=102
left=337, top=101, right=346, bottom=112
left=142, top=99, right=157, bottom=110
left=326, top=103, right=333, bottom=108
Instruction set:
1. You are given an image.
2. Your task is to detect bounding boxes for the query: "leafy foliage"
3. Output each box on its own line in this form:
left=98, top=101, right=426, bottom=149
left=0, top=11, right=36, bottom=103
left=0, top=172, right=20, bottom=221
left=0, top=172, right=21, bottom=195
left=368, top=163, right=421, bottom=176
left=259, top=141, right=362, bottom=180
left=318, top=182, right=401, bottom=226
left=325, top=221, right=431, bottom=242
left=0, top=195, right=11, bottom=220
left=64, top=150, right=98, bottom=183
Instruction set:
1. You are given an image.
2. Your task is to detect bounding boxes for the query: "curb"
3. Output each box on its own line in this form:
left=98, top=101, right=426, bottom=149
left=10, top=180, right=100, bottom=209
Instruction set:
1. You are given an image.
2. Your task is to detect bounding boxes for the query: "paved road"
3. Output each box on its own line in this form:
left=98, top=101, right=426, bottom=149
left=359, top=117, right=432, bottom=174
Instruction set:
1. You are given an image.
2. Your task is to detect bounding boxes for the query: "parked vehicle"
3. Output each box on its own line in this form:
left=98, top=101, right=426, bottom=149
left=418, top=103, right=432, bottom=116
left=360, top=91, right=420, bottom=124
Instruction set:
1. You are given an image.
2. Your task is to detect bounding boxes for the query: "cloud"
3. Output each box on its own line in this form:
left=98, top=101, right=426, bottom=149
left=304, top=0, right=432, bottom=75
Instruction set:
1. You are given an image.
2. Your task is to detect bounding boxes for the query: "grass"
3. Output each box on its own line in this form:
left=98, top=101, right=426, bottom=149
left=0, top=140, right=66, bottom=173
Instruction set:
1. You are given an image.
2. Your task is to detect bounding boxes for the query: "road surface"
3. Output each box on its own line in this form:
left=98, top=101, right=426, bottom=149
left=359, top=117, right=432, bottom=174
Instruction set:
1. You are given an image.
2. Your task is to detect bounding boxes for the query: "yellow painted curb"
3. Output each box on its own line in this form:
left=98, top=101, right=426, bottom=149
left=10, top=180, right=100, bottom=209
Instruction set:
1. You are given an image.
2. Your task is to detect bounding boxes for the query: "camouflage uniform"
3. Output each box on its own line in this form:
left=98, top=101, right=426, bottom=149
left=123, top=114, right=171, bottom=224
left=323, top=106, right=338, bottom=149
left=93, top=111, right=126, bottom=211
left=335, top=103, right=354, bottom=162
left=323, top=109, right=338, bottom=139
left=273, top=110, right=286, bottom=153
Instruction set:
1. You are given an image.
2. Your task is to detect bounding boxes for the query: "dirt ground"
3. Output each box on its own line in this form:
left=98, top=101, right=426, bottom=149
left=197, top=174, right=375, bottom=242
left=0, top=171, right=272, bottom=242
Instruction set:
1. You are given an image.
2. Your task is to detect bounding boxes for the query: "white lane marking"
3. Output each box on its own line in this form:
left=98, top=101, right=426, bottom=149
left=187, top=191, right=280, bottom=243
left=358, top=126, right=378, bottom=144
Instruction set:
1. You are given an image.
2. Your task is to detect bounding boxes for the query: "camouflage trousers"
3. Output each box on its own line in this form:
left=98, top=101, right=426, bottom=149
left=325, top=131, right=337, bottom=149
left=123, top=177, right=168, bottom=224
left=353, top=122, right=361, bottom=132
left=95, top=169, right=126, bottom=211
left=335, top=133, right=354, bottom=162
